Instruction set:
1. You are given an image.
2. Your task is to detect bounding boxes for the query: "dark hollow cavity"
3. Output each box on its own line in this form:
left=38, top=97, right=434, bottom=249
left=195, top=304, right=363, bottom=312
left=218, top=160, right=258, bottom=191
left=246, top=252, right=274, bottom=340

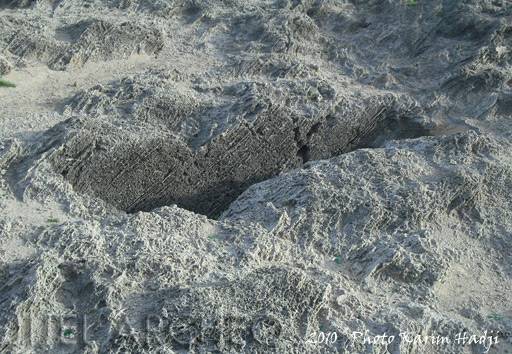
left=51, top=104, right=430, bottom=218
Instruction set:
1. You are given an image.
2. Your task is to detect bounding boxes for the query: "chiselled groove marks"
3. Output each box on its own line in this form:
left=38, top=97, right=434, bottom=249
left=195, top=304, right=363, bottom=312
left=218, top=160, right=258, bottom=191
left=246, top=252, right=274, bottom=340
left=1, top=123, right=73, bottom=200
left=0, top=140, right=24, bottom=199
left=106, top=139, right=165, bottom=191
left=53, top=73, right=431, bottom=217
left=51, top=104, right=430, bottom=217
left=50, top=20, right=165, bottom=70
left=125, top=145, right=194, bottom=213
left=0, top=16, right=164, bottom=71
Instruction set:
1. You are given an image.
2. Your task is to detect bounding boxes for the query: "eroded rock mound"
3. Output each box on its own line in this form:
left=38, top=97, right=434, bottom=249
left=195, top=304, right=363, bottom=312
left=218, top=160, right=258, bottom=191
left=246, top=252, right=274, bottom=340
left=50, top=20, right=164, bottom=70
left=0, top=16, right=163, bottom=70
left=2, top=132, right=511, bottom=353
left=1, top=0, right=512, bottom=353
left=52, top=72, right=427, bottom=216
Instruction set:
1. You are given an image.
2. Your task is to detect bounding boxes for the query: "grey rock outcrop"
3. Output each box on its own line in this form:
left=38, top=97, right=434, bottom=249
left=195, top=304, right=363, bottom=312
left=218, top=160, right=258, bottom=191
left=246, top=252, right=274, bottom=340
left=1, top=0, right=512, bottom=353
left=0, top=55, right=11, bottom=75
left=52, top=74, right=426, bottom=216
left=0, top=16, right=163, bottom=71
left=1, top=131, right=511, bottom=353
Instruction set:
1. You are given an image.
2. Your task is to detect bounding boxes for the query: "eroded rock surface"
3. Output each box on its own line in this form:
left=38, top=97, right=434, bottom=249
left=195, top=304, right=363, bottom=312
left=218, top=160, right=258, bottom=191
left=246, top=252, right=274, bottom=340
left=1, top=0, right=512, bottom=353
left=1, top=131, right=512, bottom=353
left=37, top=0, right=512, bottom=216
left=52, top=74, right=424, bottom=216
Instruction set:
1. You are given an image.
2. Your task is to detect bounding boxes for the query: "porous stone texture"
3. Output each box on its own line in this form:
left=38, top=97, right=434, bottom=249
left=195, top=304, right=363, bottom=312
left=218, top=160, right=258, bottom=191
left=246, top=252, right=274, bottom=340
left=1, top=0, right=512, bottom=353
left=0, top=55, right=11, bottom=75
left=52, top=75, right=424, bottom=216
left=0, top=15, right=163, bottom=71
left=1, top=131, right=512, bottom=353
left=32, top=0, right=512, bottom=217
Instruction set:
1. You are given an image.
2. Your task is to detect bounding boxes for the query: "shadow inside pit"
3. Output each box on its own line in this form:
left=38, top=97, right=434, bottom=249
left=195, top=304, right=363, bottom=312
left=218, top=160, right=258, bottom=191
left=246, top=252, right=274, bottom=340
left=128, top=176, right=265, bottom=220
left=131, top=114, right=447, bottom=220
left=355, top=114, right=471, bottom=150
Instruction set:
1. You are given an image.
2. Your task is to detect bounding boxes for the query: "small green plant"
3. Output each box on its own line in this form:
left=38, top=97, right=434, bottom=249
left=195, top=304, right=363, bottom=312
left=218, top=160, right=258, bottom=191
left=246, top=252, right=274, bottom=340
left=0, top=78, right=15, bottom=88
left=405, top=0, right=417, bottom=6
left=47, top=218, right=59, bottom=223
left=487, top=313, right=505, bottom=321
left=63, top=328, right=74, bottom=338
left=334, top=256, right=342, bottom=265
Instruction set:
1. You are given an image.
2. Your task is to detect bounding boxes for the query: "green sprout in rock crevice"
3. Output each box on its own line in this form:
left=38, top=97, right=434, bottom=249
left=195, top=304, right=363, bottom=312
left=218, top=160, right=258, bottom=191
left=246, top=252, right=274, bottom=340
left=0, top=78, right=16, bottom=88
